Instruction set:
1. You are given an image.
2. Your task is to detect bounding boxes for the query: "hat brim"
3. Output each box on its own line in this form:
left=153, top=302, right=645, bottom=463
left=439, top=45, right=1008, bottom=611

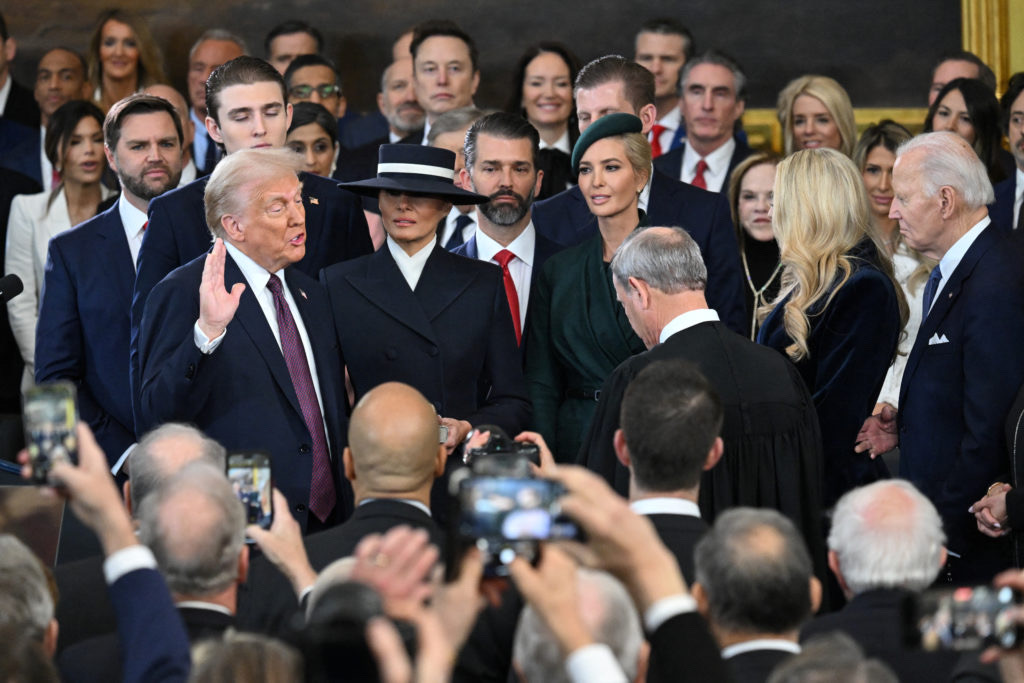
left=338, top=176, right=488, bottom=204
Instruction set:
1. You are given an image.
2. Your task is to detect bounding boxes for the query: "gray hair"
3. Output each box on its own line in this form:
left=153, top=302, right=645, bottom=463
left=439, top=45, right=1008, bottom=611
left=897, top=131, right=994, bottom=210
left=513, top=568, right=642, bottom=683
left=426, top=106, right=486, bottom=145
left=680, top=50, right=747, bottom=101
left=305, top=557, right=357, bottom=619
left=189, top=29, right=249, bottom=61
left=129, top=423, right=226, bottom=516
left=610, top=226, right=707, bottom=293
left=694, top=508, right=813, bottom=634
left=204, top=147, right=302, bottom=239
left=0, top=535, right=54, bottom=640
left=768, top=632, right=899, bottom=683
left=138, top=462, right=246, bottom=597
left=828, top=480, right=945, bottom=594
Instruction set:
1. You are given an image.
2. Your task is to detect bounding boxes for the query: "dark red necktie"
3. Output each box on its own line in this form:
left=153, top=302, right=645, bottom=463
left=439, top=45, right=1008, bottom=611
left=266, top=274, right=336, bottom=522
left=650, top=124, right=667, bottom=158
left=493, top=250, right=522, bottom=345
left=692, top=159, right=709, bottom=190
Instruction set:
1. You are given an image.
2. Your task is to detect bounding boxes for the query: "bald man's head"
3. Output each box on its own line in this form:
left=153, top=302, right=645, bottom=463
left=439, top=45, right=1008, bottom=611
left=346, top=382, right=444, bottom=498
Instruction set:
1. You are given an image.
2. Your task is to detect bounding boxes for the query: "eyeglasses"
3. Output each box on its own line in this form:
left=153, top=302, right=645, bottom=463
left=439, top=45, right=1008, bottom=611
left=289, top=84, right=341, bottom=100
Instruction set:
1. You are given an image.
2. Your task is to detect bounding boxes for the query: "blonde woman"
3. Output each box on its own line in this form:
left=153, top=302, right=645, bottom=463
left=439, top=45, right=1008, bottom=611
left=757, top=148, right=906, bottom=506
left=87, top=9, right=166, bottom=112
left=776, top=75, right=856, bottom=157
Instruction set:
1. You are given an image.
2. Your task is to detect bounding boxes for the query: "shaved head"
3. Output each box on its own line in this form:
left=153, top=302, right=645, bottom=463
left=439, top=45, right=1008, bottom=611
left=347, top=382, right=442, bottom=496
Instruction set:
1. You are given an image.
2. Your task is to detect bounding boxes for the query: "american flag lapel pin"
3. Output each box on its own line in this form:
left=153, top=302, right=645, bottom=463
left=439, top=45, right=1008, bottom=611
left=310, top=197, right=319, bottom=205
left=299, top=289, right=308, bottom=300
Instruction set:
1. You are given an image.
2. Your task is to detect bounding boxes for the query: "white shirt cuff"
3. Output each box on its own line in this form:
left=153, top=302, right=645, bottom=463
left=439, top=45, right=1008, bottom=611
left=193, top=321, right=225, bottom=354
left=111, top=442, right=136, bottom=476
left=565, top=643, right=628, bottom=683
left=644, top=593, right=698, bottom=633
left=103, top=544, right=157, bottom=585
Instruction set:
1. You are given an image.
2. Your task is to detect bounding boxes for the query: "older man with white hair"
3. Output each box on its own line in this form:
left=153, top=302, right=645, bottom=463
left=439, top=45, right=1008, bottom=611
left=856, top=131, right=1024, bottom=584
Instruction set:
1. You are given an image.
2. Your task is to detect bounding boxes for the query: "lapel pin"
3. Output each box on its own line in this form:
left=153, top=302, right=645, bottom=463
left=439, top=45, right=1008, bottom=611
left=309, top=197, right=319, bottom=205
left=299, top=289, right=308, bottom=300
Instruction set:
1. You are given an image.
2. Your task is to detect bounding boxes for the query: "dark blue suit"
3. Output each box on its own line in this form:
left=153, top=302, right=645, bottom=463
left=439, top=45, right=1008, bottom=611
left=990, top=174, right=1019, bottom=233
left=898, top=223, right=1024, bottom=581
left=130, top=171, right=372, bottom=430
left=530, top=169, right=746, bottom=333
left=136, top=252, right=352, bottom=529
left=109, top=567, right=191, bottom=683
left=652, top=137, right=752, bottom=191
left=35, top=204, right=136, bottom=463
left=321, top=244, right=530, bottom=434
left=0, top=119, right=42, bottom=186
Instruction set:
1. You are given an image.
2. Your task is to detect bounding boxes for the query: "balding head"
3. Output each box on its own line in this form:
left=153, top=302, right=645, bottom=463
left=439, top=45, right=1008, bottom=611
left=127, top=423, right=226, bottom=516
left=345, top=382, right=445, bottom=502
left=829, top=480, right=946, bottom=596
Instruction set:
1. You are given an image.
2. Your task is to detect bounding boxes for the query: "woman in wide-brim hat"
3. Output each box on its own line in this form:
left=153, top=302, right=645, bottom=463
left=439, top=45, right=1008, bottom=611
left=524, top=113, right=651, bottom=462
left=322, top=144, right=531, bottom=456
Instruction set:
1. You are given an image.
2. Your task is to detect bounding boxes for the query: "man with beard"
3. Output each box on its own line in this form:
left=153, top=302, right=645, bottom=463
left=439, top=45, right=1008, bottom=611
left=35, top=94, right=184, bottom=469
left=455, top=112, right=564, bottom=348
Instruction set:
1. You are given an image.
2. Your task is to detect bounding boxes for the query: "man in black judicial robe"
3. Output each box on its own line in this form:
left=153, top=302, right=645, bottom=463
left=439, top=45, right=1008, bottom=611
left=578, top=226, right=824, bottom=576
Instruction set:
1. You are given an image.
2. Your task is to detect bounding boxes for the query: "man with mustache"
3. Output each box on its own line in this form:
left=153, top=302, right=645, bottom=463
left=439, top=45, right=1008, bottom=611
left=455, top=112, right=564, bottom=349
left=35, top=94, right=184, bottom=466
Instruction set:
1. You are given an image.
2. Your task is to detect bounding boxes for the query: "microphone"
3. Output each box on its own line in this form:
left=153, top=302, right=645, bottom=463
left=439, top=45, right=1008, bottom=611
left=0, top=274, right=23, bottom=303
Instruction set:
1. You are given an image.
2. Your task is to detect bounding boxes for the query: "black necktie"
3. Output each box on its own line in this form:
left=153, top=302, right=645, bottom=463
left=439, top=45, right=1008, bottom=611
left=444, top=213, right=473, bottom=250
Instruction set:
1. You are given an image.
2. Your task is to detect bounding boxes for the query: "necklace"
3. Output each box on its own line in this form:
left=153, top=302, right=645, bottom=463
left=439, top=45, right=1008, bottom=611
left=741, top=246, right=783, bottom=341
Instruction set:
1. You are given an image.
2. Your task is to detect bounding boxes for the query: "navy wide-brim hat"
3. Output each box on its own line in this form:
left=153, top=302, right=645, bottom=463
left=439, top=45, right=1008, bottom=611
left=570, top=113, right=644, bottom=173
left=338, top=144, right=488, bottom=204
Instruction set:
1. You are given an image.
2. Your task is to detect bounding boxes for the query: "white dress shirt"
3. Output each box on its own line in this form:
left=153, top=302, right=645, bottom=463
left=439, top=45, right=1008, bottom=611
left=388, top=130, right=403, bottom=144
left=638, top=166, right=654, bottom=214
left=928, top=216, right=990, bottom=314
left=473, top=223, right=536, bottom=328
left=117, top=194, right=148, bottom=269
left=630, top=497, right=701, bottom=518
left=681, top=138, right=735, bottom=193
left=191, top=109, right=210, bottom=168
left=721, top=639, right=801, bottom=659
left=539, top=129, right=571, bottom=155
left=359, top=497, right=432, bottom=517
left=0, top=74, right=11, bottom=116
left=387, top=236, right=433, bottom=290
left=658, top=308, right=720, bottom=344
left=194, top=241, right=327, bottom=421
left=178, top=158, right=197, bottom=187
left=438, top=206, right=476, bottom=248
left=40, top=126, right=54, bottom=192
left=650, top=106, right=681, bottom=153
left=1014, top=168, right=1024, bottom=229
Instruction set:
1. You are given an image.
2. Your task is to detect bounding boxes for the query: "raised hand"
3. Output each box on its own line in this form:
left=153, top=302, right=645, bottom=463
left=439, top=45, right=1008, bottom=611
left=198, top=238, right=245, bottom=341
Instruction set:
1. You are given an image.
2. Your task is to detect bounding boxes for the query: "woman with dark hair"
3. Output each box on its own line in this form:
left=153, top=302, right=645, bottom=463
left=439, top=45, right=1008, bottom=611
left=506, top=42, right=581, bottom=200
left=757, top=148, right=905, bottom=506
left=286, top=102, right=339, bottom=179
left=924, top=78, right=1007, bottom=184
left=87, top=9, right=166, bottom=112
left=526, top=113, right=650, bottom=461
left=5, top=100, right=113, bottom=388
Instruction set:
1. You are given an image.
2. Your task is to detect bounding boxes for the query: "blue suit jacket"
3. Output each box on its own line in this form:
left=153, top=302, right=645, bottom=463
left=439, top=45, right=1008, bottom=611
left=136, top=252, right=352, bottom=528
left=130, top=171, right=372, bottom=427
left=990, top=175, right=1018, bottom=233
left=530, top=169, right=746, bottom=333
left=898, top=223, right=1024, bottom=579
left=652, top=137, right=753, bottom=190
left=321, top=244, right=530, bottom=434
left=0, top=119, right=42, bottom=186
left=109, top=567, right=190, bottom=683
left=35, top=204, right=136, bottom=463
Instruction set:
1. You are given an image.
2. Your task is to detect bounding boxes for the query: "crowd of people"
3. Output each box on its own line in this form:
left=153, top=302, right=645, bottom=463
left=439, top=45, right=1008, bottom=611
left=2, top=9, right=1024, bottom=682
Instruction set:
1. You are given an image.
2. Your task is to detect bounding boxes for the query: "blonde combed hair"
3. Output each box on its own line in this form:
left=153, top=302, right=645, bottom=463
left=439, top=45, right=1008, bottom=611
left=204, top=148, right=303, bottom=240
left=776, top=75, right=856, bottom=157
left=760, top=148, right=906, bottom=361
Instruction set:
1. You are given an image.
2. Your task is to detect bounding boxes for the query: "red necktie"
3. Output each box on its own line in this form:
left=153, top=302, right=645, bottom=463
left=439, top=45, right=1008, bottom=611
left=650, top=124, right=667, bottom=158
left=142, top=221, right=148, bottom=232
left=266, top=274, right=336, bottom=522
left=493, top=250, right=522, bottom=345
left=692, top=159, right=709, bottom=190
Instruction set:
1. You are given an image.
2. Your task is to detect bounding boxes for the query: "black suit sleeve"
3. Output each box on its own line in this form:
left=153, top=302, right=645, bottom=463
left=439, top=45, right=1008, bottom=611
left=647, top=612, right=734, bottom=683
left=702, top=193, right=747, bottom=335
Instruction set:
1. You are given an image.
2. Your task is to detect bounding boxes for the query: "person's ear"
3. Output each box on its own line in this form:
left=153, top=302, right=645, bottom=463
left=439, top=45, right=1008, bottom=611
left=343, top=447, right=356, bottom=483
left=238, top=544, right=250, bottom=584
left=637, top=102, right=657, bottom=134
left=692, top=582, right=710, bottom=618
left=104, top=145, right=118, bottom=173
left=220, top=214, right=243, bottom=241
left=123, top=480, right=133, bottom=516
left=704, top=437, right=723, bottom=471
left=205, top=115, right=223, bottom=145
left=809, top=576, right=822, bottom=614
left=435, top=445, right=447, bottom=478
left=613, top=428, right=631, bottom=468
left=533, top=168, right=544, bottom=197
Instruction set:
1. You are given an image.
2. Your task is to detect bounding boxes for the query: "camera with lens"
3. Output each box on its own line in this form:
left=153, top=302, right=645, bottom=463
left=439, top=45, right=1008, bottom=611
left=463, top=425, right=540, bottom=477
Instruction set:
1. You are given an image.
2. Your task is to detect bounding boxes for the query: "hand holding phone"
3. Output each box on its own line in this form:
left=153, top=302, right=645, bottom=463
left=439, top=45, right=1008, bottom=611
left=23, top=381, right=78, bottom=484
left=226, top=451, right=274, bottom=534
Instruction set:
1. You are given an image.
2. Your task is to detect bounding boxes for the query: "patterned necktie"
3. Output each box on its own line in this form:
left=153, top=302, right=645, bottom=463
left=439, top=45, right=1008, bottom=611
left=493, top=249, right=522, bottom=345
left=650, top=124, right=667, bottom=158
left=444, top=213, right=473, bottom=250
left=266, top=274, right=336, bottom=522
left=921, top=265, right=943, bottom=319
left=691, top=159, right=709, bottom=190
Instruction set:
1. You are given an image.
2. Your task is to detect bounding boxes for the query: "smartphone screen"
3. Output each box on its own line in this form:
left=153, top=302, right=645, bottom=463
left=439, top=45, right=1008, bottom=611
left=226, top=451, right=273, bottom=532
left=23, top=382, right=78, bottom=484
left=914, top=585, right=1021, bottom=651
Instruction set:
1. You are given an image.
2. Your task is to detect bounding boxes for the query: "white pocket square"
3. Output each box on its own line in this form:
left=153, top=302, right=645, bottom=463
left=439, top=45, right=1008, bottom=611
left=928, top=333, right=950, bottom=345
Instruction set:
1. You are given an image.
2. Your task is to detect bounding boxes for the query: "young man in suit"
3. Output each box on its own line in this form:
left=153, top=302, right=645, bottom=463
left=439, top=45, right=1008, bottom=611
left=858, top=132, right=1024, bottom=583
left=136, top=147, right=351, bottom=532
left=130, top=55, right=372, bottom=428
left=0, top=12, right=40, bottom=129
left=324, top=143, right=530, bottom=457
left=530, top=55, right=746, bottom=333
left=35, top=94, right=184, bottom=468
left=990, top=72, right=1024, bottom=232
left=455, top=112, right=564, bottom=348
left=653, top=51, right=751, bottom=193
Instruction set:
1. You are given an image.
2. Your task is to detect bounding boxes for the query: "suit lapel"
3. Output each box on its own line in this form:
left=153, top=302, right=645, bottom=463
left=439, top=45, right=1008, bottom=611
left=93, top=206, right=136, bottom=303
left=345, top=247, right=439, bottom=345
left=225, top=254, right=304, bottom=416
left=415, top=246, right=475, bottom=321
left=287, top=272, right=342, bottom=423
left=298, top=171, right=324, bottom=264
